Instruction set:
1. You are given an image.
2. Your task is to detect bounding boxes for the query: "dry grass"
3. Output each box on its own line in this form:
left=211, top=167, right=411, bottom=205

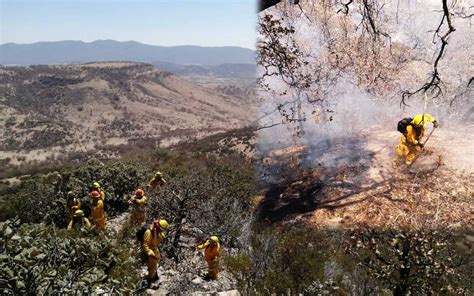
left=309, top=166, right=472, bottom=230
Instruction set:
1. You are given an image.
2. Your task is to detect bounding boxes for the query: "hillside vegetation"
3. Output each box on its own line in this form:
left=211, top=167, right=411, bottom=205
left=1, top=135, right=472, bottom=294
left=0, top=62, right=258, bottom=175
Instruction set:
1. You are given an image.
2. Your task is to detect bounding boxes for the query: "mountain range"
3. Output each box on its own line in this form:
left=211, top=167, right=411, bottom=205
left=0, top=40, right=256, bottom=66
left=152, top=61, right=256, bottom=79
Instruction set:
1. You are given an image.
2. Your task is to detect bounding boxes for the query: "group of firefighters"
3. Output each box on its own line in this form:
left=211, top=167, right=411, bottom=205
left=63, top=112, right=438, bottom=285
left=65, top=171, right=221, bottom=284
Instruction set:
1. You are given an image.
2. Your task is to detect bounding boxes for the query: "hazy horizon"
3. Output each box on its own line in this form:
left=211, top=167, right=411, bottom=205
left=0, top=0, right=257, bottom=49
left=0, top=39, right=256, bottom=50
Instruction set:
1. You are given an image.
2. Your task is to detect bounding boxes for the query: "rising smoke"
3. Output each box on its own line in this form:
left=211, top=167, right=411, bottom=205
left=256, top=0, right=473, bottom=183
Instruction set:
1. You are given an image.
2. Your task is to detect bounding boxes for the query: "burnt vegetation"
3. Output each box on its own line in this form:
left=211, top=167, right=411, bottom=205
left=250, top=1, right=473, bottom=294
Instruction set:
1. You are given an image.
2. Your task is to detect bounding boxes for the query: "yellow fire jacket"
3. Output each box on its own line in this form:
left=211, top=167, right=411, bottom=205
left=197, top=240, right=221, bottom=261
left=142, top=225, right=165, bottom=258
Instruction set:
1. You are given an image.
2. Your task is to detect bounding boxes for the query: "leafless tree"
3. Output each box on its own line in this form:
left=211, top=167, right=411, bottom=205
left=257, top=0, right=473, bottom=121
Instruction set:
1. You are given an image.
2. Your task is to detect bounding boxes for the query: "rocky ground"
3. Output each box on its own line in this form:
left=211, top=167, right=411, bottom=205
left=106, top=212, right=240, bottom=295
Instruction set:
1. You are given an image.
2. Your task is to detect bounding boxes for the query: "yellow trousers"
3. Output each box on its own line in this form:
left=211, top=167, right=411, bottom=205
left=67, top=209, right=74, bottom=221
left=92, top=216, right=106, bottom=231
left=206, top=257, right=219, bottom=279
left=146, top=251, right=161, bottom=279
left=394, top=141, right=421, bottom=166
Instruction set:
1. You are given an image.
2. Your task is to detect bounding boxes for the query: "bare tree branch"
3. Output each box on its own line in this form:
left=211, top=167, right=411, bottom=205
left=401, top=0, right=456, bottom=106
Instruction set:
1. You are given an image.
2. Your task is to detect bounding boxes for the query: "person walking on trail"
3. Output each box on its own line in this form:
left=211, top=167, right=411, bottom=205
left=141, top=219, right=168, bottom=284
left=128, top=188, right=147, bottom=227
left=90, top=182, right=106, bottom=201
left=147, top=172, right=166, bottom=190
left=66, top=191, right=81, bottom=222
left=197, top=236, right=221, bottom=280
left=67, top=210, right=91, bottom=231
left=393, top=113, right=439, bottom=166
left=90, top=190, right=106, bottom=231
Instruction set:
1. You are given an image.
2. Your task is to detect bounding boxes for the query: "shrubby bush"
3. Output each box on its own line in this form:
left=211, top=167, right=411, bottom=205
left=146, top=160, right=256, bottom=263
left=58, top=159, right=148, bottom=219
left=0, top=219, right=141, bottom=294
left=225, top=229, right=361, bottom=295
left=0, top=159, right=148, bottom=227
left=0, top=173, right=62, bottom=225
left=346, top=229, right=473, bottom=295
left=1, top=144, right=472, bottom=295
left=225, top=227, right=473, bottom=295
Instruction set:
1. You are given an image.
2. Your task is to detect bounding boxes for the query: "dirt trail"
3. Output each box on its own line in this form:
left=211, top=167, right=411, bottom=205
left=105, top=212, right=238, bottom=295
left=106, top=211, right=130, bottom=234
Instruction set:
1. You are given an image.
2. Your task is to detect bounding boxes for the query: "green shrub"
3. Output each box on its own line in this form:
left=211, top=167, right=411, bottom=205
left=145, top=160, right=256, bottom=263
left=0, top=159, right=148, bottom=226
left=227, top=228, right=473, bottom=295
left=0, top=173, right=64, bottom=225
left=346, top=229, right=473, bottom=295
left=0, top=219, right=141, bottom=294
left=226, top=229, right=331, bottom=294
left=226, top=228, right=375, bottom=295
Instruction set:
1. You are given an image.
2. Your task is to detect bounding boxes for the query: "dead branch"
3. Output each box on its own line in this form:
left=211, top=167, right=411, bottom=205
left=337, top=0, right=354, bottom=15
left=401, top=0, right=456, bottom=106
left=255, top=118, right=306, bottom=131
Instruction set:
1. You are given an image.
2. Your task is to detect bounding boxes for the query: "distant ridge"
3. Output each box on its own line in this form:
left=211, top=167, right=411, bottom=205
left=0, top=40, right=256, bottom=66
left=152, top=61, right=256, bottom=78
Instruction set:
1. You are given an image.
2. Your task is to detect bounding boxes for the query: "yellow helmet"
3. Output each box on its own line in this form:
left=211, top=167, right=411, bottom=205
left=155, top=171, right=163, bottom=177
left=159, top=219, right=169, bottom=229
left=73, top=210, right=85, bottom=218
left=411, top=114, right=435, bottom=127
left=92, top=182, right=100, bottom=188
left=210, top=236, right=219, bottom=243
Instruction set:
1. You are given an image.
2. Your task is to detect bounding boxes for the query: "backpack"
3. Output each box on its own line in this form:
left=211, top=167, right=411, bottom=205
left=397, top=117, right=413, bottom=134
left=136, top=224, right=150, bottom=242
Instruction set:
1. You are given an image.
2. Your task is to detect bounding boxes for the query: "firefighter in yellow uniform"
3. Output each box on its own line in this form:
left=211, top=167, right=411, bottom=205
left=147, top=172, right=166, bottom=190
left=394, top=113, right=439, bottom=166
left=67, top=210, right=91, bottom=231
left=66, top=191, right=81, bottom=222
left=197, top=236, right=221, bottom=280
left=142, top=219, right=168, bottom=283
left=90, top=190, right=106, bottom=231
left=91, top=182, right=106, bottom=201
left=128, top=188, right=147, bottom=227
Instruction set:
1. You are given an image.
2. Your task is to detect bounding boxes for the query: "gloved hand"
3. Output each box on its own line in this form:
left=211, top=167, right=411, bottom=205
left=433, top=120, right=439, bottom=128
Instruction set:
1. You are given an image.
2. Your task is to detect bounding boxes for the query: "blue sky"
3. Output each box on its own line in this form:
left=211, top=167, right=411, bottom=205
left=0, top=0, right=257, bottom=49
